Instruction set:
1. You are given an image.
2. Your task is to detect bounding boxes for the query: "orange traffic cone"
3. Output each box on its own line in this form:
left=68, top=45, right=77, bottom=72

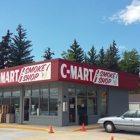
left=111, top=136, right=114, bottom=140
left=81, top=123, right=86, bottom=132
left=48, top=124, right=54, bottom=133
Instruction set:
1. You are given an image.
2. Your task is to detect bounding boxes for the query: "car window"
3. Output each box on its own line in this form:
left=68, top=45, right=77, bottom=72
left=123, top=110, right=136, bottom=118
left=136, top=111, right=140, bottom=118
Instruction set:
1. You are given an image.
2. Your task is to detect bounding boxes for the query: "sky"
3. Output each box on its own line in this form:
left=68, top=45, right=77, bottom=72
left=1, top=0, right=140, bottom=62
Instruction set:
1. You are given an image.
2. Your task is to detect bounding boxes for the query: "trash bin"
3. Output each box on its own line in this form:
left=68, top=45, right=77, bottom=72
left=6, top=114, right=15, bottom=123
left=79, top=114, right=88, bottom=125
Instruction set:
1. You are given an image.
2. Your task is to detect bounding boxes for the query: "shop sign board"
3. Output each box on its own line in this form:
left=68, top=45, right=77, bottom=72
left=0, top=62, right=51, bottom=85
left=60, top=62, right=118, bottom=87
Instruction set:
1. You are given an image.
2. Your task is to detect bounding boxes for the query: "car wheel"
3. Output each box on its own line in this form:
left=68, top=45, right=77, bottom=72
left=104, top=122, right=115, bottom=133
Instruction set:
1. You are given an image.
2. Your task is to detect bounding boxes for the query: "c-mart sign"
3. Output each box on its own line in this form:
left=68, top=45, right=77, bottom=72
left=60, top=63, right=118, bottom=86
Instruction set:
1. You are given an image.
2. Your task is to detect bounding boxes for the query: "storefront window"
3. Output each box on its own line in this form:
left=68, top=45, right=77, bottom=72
left=50, top=88, right=58, bottom=96
left=101, top=91, right=107, bottom=116
left=31, top=89, right=39, bottom=115
left=49, top=88, right=58, bottom=116
left=2, top=98, right=10, bottom=105
left=76, top=89, right=87, bottom=96
left=41, top=88, right=49, bottom=96
left=31, top=97, right=39, bottom=115
left=3, top=91, right=11, bottom=97
left=11, top=91, right=20, bottom=115
left=77, top=97, right=87, bottom=115
left=32, top=89, right=39, bottom=97
left=68, top=88, right=75, bottom=95
left=0, top=89, right=2, bottom=97
left=49, top=96, right=58, bottom=116
left=12, top=91, right=20, bottom=97
left=25, top=90, right=31, bottom=97
left=11, top=98, right=20, bottom=115
left=40, top=89, right=48, bottom=116
left=87, top=98, right=97, bottom=115
left=3, top=91, right=11, bottom=107
left=87, top=90, right=97, bottom=115
left=29, top=87, right=58, bottom=116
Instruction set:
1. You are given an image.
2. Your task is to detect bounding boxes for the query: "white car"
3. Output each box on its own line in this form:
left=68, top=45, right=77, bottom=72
left=97, top=110, right=140, bottom=133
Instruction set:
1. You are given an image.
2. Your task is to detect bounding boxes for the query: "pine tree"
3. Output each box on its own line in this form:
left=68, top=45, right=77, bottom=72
left=104, top=40, right=120, bottom=70
left=0, top=30, right=13, bottom=69
left=83, top=52, right=88, bottom=64
left=10, top=24, right=34, bottom=66
left=61, top=39, right=84, bottom=63
left=97, top=47, right=106, bottom=67
left=70, top=39, right=84, bottom=63
left=87, top=45, right=98, bottom=66
left=42, top=47, right=54, bottom=60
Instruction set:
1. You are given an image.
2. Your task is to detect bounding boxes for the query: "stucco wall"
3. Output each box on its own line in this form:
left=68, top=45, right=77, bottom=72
left=2, top=81, right=129, bottom=126
left=108, top=88, right=129, bottom=116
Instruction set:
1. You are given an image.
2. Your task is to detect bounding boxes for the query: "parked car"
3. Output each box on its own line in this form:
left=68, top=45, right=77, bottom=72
left=97, top=110, right=140, bottom=133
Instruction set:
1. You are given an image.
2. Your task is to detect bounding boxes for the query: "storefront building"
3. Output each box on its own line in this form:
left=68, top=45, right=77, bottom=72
left=0, top=58, right=138, bottom=126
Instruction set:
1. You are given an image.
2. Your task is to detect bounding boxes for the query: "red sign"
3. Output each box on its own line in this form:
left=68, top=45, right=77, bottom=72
left=0, top=62, right=51, bottom=85
left=60, top=62, right=118, bottom=86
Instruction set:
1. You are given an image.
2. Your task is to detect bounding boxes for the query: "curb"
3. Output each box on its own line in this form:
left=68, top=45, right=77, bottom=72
left=0, top=124, right=100, bottom=133
left=69, top=125, right=100, bottom=132
left=0, top=125, right=48, bottom=132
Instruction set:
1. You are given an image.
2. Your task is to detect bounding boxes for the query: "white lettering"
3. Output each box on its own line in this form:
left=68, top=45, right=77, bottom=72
left=70, top=65, right=77, bottom=79
left=0, top=70, right=20, bottom=83
left=89, top=69, right=94, bottom=81
left=1, top=72, right=5, bottom=83
left=6, top=71, right=9, bottom=82
left=15, top=70, right=19, bottom=82
left=83, top=68, right=88, bottom=81
left=61, top=64, right=67, bottom=78
left=10, top=71, right=15, bottom=82
left=77, top=67, right=83, bottom=80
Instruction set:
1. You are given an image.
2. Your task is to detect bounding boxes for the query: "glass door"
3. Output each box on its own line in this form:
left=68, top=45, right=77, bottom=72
left=24, top=98, right=29, bottom=121
left=69, top=97, right=76, bottom=123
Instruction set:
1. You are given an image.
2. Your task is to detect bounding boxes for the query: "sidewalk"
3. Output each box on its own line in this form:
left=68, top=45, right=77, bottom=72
left=0, top=123, right=100, bottom=133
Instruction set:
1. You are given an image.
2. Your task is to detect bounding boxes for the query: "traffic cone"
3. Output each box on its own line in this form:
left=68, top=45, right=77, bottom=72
left=81, top=123, right=86, bottom=131
left=111, top=136, right=114, bottom=140
left=48, top=124, right=54, bottom=133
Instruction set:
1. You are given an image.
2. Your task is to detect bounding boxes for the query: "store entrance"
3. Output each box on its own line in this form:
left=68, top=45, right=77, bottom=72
left=69, top=97, right=76, bottom=123
left=24, top=98, right=29, bottom=121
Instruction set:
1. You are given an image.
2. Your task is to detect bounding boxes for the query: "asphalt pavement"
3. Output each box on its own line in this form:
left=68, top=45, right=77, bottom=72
left=0, top=124, right=140, bottom=140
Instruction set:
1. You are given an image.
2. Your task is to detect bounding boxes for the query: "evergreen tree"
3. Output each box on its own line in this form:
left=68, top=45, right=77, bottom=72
left=61, top=50, right=75, bottom=61
left=87, top=45, right=98, bottom=66
left=0, top=30, right=13, bottom=69
left=83, top=52, right=88, bottom=64
left=97, top=47, right=106, bottom=67
left=42, top=47, right=54, bottom=60
left=104, top=40, right=120, bottom=70
left=119, top=49, right=140, bottom=77
left=10, top=24, right=34, bottom=66
left=61, top=39, right=84, bottom=63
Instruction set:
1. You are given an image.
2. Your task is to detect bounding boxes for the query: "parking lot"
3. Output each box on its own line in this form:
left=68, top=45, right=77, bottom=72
left=0, top=128, right=140, bottom=140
